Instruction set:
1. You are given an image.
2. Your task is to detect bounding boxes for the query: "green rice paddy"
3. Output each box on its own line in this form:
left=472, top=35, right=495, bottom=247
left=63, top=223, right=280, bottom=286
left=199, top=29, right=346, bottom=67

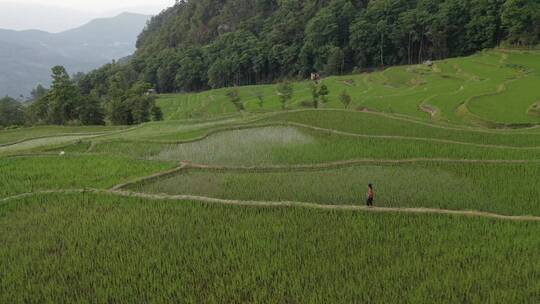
left=1, top=193, right=539, bottom=303
left=2, top=49, right=540, bottom=302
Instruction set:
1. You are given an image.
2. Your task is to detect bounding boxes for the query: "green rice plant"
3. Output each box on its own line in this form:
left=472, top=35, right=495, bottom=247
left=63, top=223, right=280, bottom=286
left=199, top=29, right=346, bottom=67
left=44, top=141, right=92, bottom=153
left=90, top=126, right=540, bottom=165
left=1, top=192, right=539, bottom=303
left=0, top=155, right=176, bottom=197
left=504, top=51, right=540, bottom=75
left=468, top=75, right=540, bottom=124
left=0, top=135, right=99, bottom=155
left=131, top=162, right=540, bottom=216
left=96, top=115, right=254, bottom=142
left=382, top=66, right=419, bottom=87
left=0, top=125, right=126, bottom=145
left=261, top=110, right=540, bottom=146
left=157, top=91, right=237, bottom=120
left=150, top=126, right=314, bottom=164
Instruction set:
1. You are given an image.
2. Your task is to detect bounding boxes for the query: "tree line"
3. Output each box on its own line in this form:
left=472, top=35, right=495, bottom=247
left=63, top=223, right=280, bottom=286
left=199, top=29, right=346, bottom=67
left=223, top=80, right=350, bottom=112
left=0, top=66, right=163, bottom=128
left=113, top=0, right=538, bottom=95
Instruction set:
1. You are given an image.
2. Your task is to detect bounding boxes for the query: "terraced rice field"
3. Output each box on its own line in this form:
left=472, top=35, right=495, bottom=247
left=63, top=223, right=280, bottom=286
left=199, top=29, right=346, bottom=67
left=128, top=162, right=540, bottom=216
left=159, top=50, right=540, bottom=128
left=2, top=49, right=540, bottom=302
left=0, top=125, right=127, bottom=145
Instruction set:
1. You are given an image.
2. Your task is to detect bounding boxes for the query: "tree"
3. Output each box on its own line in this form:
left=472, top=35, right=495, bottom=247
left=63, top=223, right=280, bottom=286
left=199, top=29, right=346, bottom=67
left=0, top=97, right=25, bottom=127
left=105, top=81, right=160, bottom=125
left=25, top=94, right=49, bottom=124
left=339, top=90, right=352, bottom=109
left=47, top=66, right=80, bottom=124
left=106, top=99, right=131, bottom=125
left=129, top=82, right=160, bottom=124
left=318, top=84, right=330, bottom=104
left=226, top=88, right=244, bottom=111
left=175, top=47, right=208, bottom=92
left=207, top=31, right=263, bottom=88
left=151, top=105, right=164, bottom=121
left=301, top=0, right=356, bottom=75
left=502, top=0, right=540, bottom=46
left=78, top=93, right=105, bottom=125
left=465, top=0, right=505, bottom=52
left=301, top=6, right=340, bottom=73
left=130, top=95, right=153, bottom=124
left=276, top=81, right=293, bottom=110
left=156, top=49, right=180, bottom=93
left=30, top=84, right=48, bottom=101
left=325, top=47, right=345, bottom=75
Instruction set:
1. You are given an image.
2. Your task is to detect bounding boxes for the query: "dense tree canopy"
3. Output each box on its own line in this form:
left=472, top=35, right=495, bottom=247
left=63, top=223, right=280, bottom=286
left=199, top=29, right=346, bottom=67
left=502, top=0, right=540, bottom=46
left=23, top=65, right=162, bottom=126
left=0, top=97, right=25, bottom=127
left=80, top=0, right=537, bottom=96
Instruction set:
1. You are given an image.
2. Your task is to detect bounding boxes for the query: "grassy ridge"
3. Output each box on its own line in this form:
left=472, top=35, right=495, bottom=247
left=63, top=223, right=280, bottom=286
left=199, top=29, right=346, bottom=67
left=1, top=193, right=539, bottom=303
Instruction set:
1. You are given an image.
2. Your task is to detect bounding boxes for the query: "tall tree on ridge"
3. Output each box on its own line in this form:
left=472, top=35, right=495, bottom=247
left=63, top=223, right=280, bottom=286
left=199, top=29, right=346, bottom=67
left=47, top=66, right=80, bottom=125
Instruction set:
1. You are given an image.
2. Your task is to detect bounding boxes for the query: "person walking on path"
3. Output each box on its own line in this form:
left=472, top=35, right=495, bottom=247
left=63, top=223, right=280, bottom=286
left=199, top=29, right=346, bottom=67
left=367, top=184, right=374, bottom=206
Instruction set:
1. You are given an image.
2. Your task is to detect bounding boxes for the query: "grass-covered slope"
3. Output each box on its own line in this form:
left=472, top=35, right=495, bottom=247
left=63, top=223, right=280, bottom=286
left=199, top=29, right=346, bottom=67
left=158, top=50, right=540, bottom=128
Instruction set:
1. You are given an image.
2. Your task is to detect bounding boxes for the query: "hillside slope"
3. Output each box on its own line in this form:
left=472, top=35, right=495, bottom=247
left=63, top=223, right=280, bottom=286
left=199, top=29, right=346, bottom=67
left=157, top=49, right=540, bottom=127
left=125, top=0, right=539, bottom=93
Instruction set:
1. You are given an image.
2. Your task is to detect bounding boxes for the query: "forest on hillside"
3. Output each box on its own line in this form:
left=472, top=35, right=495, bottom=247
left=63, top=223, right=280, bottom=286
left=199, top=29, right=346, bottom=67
left=127, top=0, right=539, bottom=93
left=3, top=0, right=539, bottom=127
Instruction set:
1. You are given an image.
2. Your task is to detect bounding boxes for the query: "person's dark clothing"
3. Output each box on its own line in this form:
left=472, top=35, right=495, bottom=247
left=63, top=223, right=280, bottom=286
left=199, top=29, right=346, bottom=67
left=367, top=187, right=374, bottom=206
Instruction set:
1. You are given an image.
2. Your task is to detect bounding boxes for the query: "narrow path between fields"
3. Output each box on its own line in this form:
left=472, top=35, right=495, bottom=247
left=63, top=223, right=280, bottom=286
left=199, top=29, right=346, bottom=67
left=2, top=189, right=540, bottom=222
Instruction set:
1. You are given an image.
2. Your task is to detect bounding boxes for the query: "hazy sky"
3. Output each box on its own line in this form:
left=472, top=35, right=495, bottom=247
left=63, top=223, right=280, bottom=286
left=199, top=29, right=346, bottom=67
left=0, top=0, right=175, bottom=32
left=1, top=0, right=173, bottom=12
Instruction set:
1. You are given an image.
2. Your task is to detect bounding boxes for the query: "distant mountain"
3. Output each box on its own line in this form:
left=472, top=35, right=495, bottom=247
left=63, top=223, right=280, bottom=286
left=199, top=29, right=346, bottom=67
left=0, top=12, right=151, bottom=98
left=0, top=2, right=96, bottom=33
